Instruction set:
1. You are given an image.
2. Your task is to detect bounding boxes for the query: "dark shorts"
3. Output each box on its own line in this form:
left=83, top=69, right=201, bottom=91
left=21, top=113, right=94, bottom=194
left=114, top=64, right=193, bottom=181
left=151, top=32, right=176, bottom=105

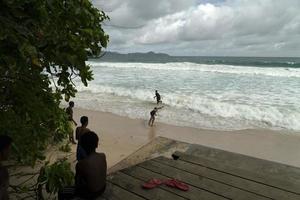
left=76, top=145, right=87, bottom=161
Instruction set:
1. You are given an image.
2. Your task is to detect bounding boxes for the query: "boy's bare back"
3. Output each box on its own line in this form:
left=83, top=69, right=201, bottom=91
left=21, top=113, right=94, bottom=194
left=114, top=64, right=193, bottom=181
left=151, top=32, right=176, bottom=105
left=76, top=152, right=107, bottom=192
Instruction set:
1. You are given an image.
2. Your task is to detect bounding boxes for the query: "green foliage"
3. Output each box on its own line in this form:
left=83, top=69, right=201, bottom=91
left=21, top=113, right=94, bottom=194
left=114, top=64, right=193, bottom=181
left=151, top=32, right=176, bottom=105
left=59, top=142, right=71, bottom=153
left=52, top=111, right=73, bottom=144
left=0, top=0, right=109, bottom=164
left=38, top=159, right=74, bottom=195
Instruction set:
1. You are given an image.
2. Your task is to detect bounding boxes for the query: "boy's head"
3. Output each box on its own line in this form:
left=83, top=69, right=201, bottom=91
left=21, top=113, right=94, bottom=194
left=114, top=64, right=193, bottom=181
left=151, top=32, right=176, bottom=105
left=0, top=135, right=12, bottom=161
left=155, top=90, right=158, bottom=93
left=69, top=101, right=74, bottom=108
left=81, top=131, right=99, bottom=155
left=80, top=116, right=88, bottom=126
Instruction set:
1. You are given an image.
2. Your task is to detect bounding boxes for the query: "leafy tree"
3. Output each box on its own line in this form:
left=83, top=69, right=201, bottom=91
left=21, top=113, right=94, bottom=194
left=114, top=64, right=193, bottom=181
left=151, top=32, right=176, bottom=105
left=37, top=159, right=74, bottom=198
left=0, top=0, right=108, bottom=163
left=0, top=0, right=109, bottom=197
left=10, top=159, right=74, bottom=199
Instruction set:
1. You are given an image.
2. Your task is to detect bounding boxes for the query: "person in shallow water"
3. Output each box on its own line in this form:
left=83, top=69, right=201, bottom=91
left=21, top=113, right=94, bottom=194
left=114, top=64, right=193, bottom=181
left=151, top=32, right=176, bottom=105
left=58, top=131, right=107, bottom=200
left=148, top=106, right=164, bottom=127
left=154, top=90, right=162, bottom=104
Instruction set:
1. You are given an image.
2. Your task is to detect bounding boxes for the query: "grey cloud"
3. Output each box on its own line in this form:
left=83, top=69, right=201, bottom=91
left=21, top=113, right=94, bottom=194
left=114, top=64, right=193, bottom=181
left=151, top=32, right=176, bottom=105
left=93, top=0, right=197, bottom=27
left=137, top=0, right=300, bottom=43
left=93, top=0, right=300, bottom=56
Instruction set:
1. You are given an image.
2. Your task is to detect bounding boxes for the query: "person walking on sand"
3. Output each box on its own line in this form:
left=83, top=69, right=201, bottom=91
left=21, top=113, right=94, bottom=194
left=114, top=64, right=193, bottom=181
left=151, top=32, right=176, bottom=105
left=76, top=116, right=90, bottom=161
left=0, top=135, right=12, bottom=200
left=66, top=101, right=77, bottom=144
left=154, top=90, right=162, bottom=105
left=148, top=106, right=164, bottom=127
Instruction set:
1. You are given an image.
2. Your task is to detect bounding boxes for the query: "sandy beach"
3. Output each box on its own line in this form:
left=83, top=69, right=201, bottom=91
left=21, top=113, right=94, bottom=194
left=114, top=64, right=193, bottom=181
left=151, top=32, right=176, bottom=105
left=73, top=107, right=300, bottom=168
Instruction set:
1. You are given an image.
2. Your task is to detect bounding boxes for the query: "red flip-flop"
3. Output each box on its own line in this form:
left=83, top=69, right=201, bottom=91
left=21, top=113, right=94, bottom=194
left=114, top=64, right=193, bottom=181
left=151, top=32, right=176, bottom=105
left=142, top=178, right=163, bottom=189
left=164, top=179, right=189, bottom=191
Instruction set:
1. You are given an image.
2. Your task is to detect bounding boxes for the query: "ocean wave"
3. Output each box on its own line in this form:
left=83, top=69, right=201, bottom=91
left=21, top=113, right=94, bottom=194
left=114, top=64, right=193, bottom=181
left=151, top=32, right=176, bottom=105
left=88, top=62, right=300, bottom=78
left=76, top=85, right=300, bottom=130
left=160, top=93, right=300, bottom=130
left=76, top=85, right=154, bottom=102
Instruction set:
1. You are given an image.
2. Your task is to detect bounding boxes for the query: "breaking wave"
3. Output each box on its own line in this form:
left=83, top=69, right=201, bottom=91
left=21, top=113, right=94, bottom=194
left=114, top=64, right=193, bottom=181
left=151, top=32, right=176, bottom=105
left=88, top=62, right=300, bottom=78
left=76, top=84, right=300, bottom=131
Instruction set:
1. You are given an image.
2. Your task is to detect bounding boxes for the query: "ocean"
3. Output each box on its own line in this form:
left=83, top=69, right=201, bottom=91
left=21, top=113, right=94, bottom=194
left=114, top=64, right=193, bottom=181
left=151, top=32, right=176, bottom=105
left=73, top=56, right=300, bottom=132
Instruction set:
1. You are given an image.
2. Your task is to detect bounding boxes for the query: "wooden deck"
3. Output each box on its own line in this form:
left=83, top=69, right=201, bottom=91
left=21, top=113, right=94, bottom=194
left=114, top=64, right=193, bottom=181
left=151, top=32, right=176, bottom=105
left=100, top=145, right=300, bottom=200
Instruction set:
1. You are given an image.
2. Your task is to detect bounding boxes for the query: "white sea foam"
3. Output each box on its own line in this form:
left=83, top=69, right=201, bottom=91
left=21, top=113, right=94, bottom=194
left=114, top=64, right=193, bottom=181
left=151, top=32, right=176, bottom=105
left=76, top=85, right=154, bottom=102
left=69, top=60, right=300, bottom=131
left=88, top=61, right=300, bottom=78
left=75, top=84, right=300, bottom=131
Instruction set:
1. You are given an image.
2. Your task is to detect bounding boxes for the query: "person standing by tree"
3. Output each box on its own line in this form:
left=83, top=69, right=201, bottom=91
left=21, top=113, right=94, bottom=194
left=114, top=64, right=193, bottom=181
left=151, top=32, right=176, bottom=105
left=154, top=90, right=162, bottom=105
left=0, top=135, right=12, bottom=200
left=66, top=101, right=77, bottom=144
left=75, top=116, right=90, bottom=160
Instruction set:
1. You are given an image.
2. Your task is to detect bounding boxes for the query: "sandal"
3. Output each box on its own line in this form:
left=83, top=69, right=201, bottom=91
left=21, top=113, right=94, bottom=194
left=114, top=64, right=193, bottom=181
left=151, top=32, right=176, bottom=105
left=164, top=179, right=189, bottom=191
left=142, top=178, right=163, bottom=189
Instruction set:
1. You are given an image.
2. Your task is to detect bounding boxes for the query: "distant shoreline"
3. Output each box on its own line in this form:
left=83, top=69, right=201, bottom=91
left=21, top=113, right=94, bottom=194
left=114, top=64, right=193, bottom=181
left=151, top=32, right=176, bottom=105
left=89, top=52, right=300, bottom=68
left=90, top=51, right=300, bottom=59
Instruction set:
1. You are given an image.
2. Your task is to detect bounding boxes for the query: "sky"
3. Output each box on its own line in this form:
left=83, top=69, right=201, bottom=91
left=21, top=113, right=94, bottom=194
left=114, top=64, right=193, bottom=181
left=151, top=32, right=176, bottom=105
left=92, top=0, right=300, bottom=57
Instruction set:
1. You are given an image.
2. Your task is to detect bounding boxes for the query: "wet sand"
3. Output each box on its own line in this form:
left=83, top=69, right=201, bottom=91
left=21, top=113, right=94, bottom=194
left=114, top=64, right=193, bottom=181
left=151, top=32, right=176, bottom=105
left=73, top=108, right=300, bottom=168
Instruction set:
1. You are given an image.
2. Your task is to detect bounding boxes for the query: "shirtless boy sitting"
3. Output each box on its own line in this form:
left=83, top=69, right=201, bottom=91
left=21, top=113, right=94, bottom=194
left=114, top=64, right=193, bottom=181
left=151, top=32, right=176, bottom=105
left=75, top=131, right=107, bottom=199
left=58, top=131, right=107, bottom=200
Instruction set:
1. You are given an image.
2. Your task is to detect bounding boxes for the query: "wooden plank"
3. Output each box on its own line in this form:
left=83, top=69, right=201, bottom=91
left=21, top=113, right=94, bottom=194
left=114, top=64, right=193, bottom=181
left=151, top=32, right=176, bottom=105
left=173, top=151, right=300, bottom=195
left=121, top=165, right=229, bottom=200
left=184, top=145, right=300, bottom=191
left=186, top=144, right=300, bottom=183
left=100, top=182, right=145, bottom=200
left=138, top=160, right=270, bottom=200
left=154, top=156, right=300, bottom=200
left=108, top=172, right=186, bottom=200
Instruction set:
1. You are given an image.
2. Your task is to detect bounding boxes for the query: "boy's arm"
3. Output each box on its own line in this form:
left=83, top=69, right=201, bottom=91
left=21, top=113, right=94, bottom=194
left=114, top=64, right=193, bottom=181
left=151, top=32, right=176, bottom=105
left=103, top=154, right=107, bottom=179
left=72, top=119, right=77, bottom=126
left=75, top=128, right=79, bottom=140
left=104, top=154, right=107, bottom=171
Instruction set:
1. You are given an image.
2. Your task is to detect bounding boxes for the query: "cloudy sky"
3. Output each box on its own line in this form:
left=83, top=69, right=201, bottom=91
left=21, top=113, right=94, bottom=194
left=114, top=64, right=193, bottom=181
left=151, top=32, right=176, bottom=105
left=92, top=0, right=300, bottom=57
